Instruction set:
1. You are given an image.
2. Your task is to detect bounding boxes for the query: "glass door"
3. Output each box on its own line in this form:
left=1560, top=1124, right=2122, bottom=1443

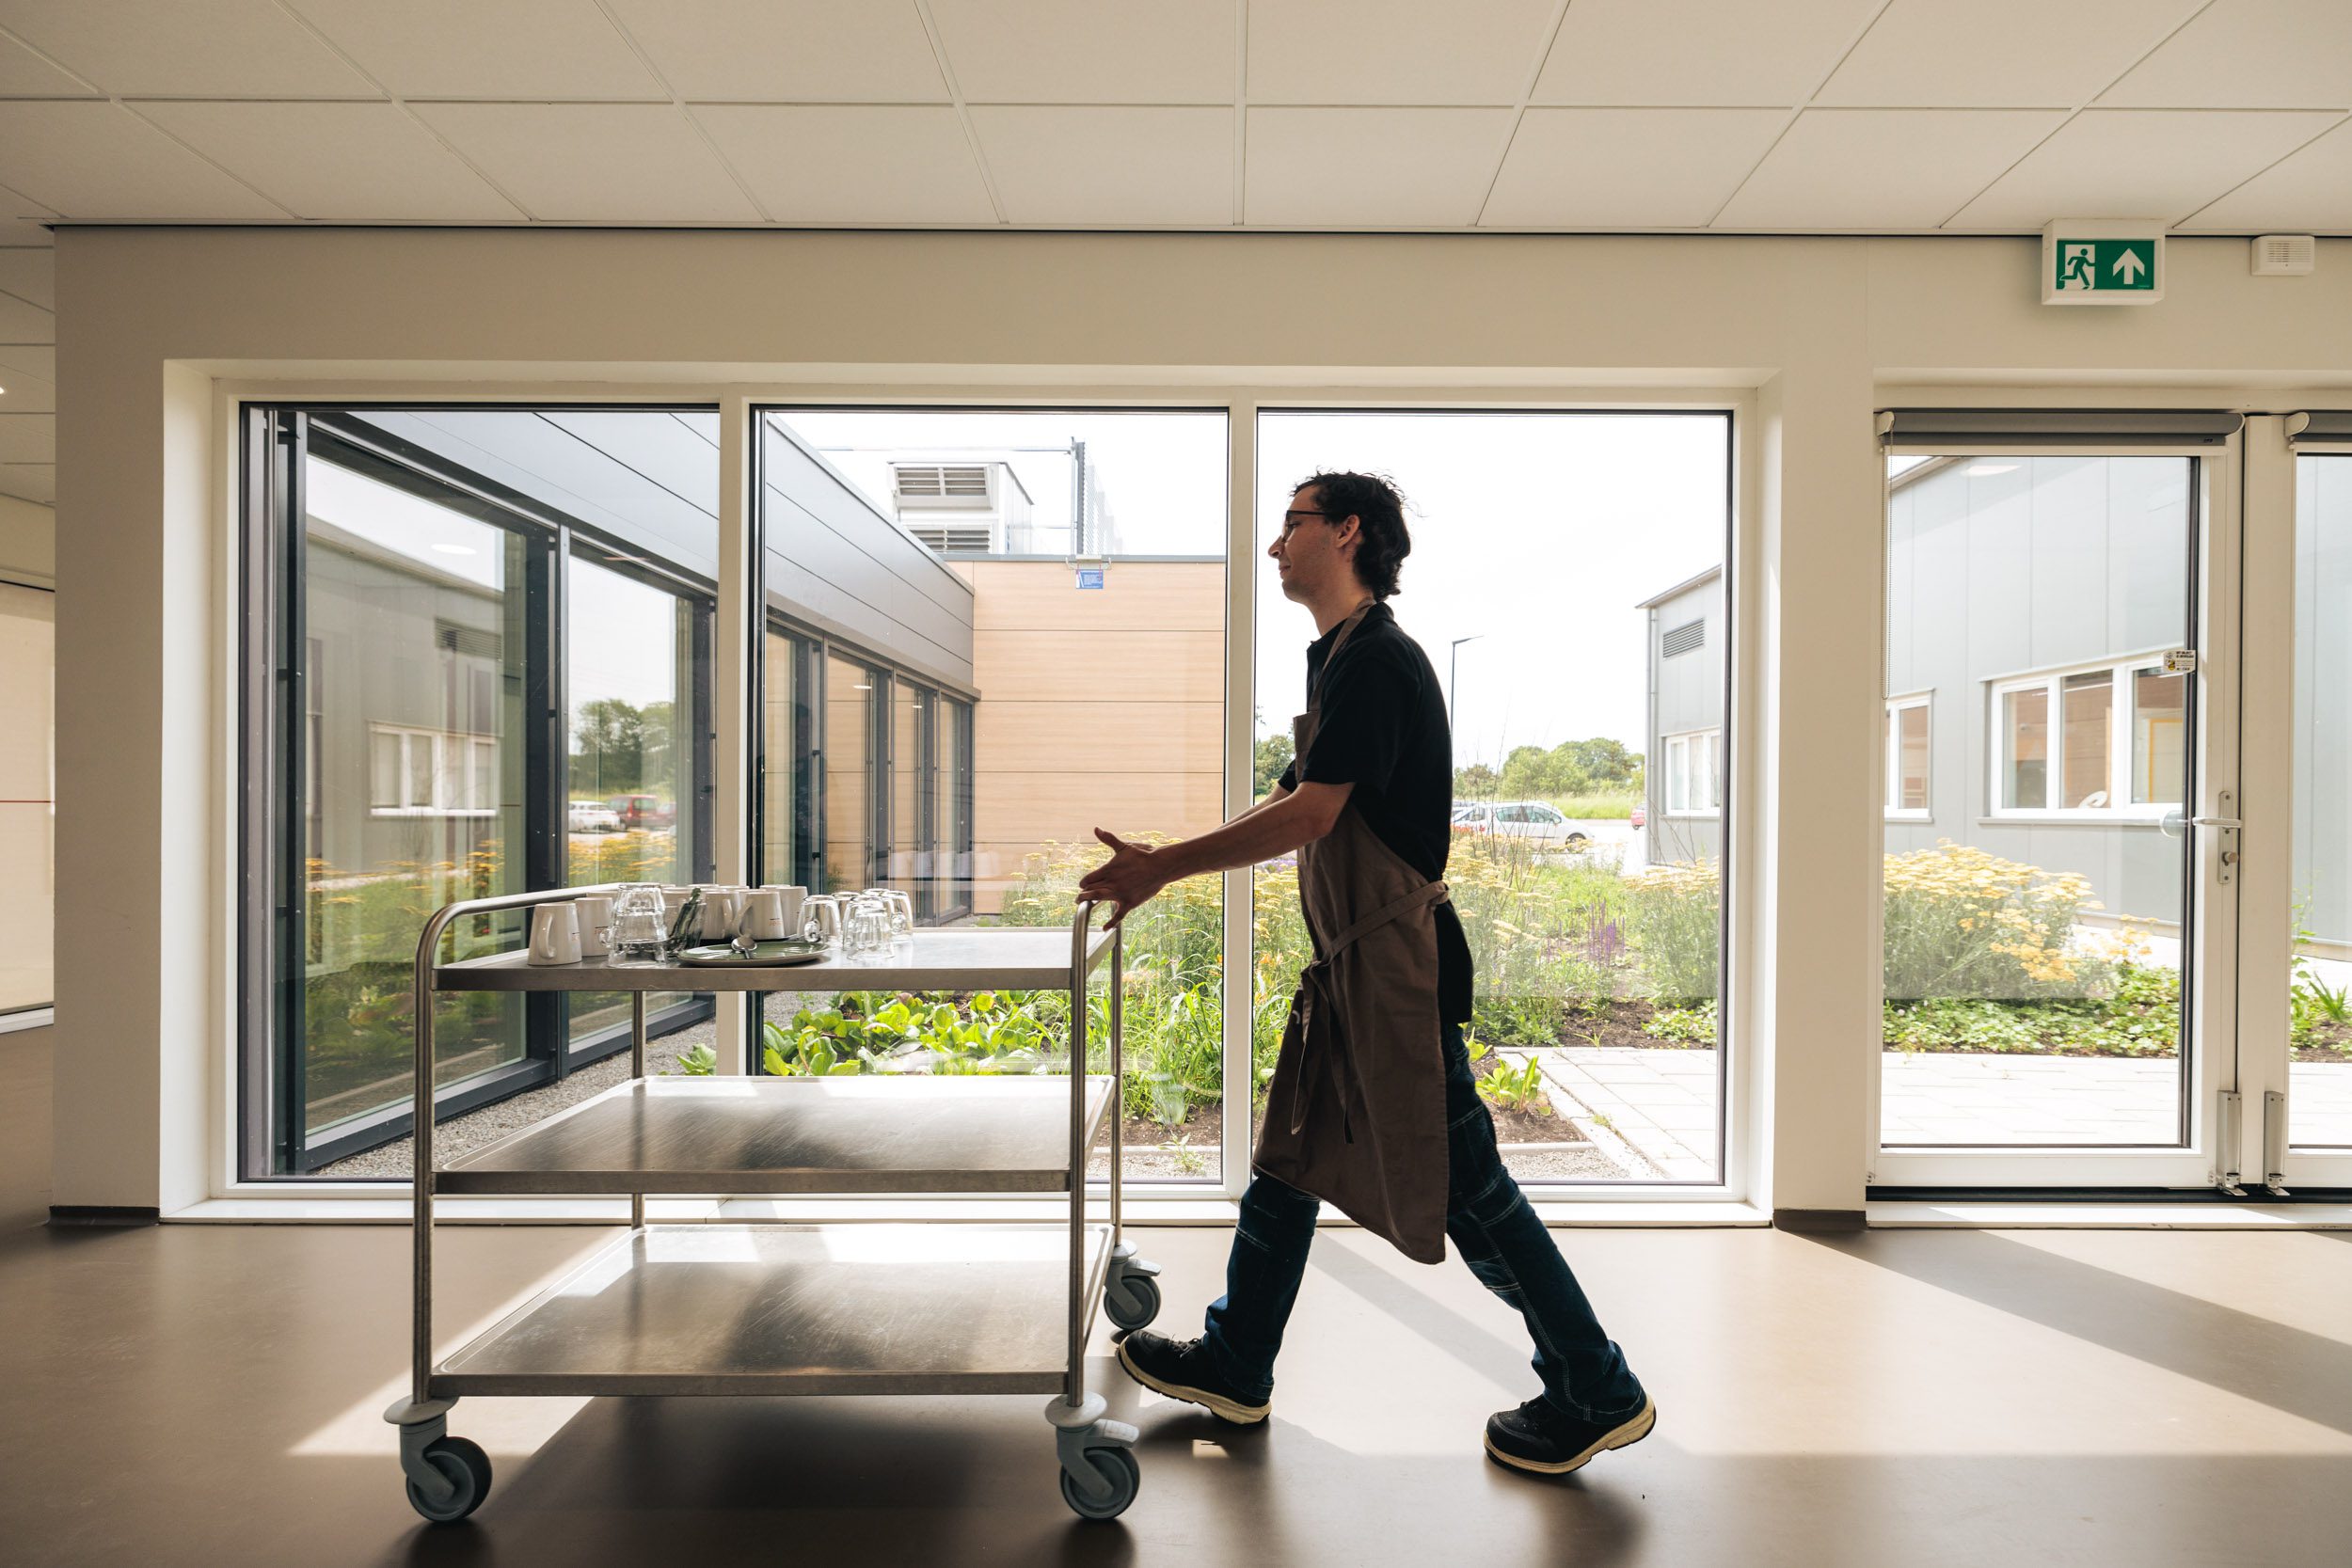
left=1872, top=432, right=2240, bottom=1190
left=2260, top=419, right=2352, bottom=1190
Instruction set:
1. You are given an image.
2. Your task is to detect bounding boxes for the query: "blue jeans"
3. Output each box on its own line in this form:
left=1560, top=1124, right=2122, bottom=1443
left=1200, top=1022, right=1646, bottom=1422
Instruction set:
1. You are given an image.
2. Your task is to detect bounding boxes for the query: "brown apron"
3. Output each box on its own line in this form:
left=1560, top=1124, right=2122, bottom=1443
left=1251, top=605, right=1453, bottom=1265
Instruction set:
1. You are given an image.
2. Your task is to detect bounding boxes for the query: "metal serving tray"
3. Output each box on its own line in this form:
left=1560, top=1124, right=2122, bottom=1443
left=434, top=927, right=1116, bottom=993
left=437, top=1074, right=1116, bottom=1195
left=432, top=1223, right=1113, bottom=1398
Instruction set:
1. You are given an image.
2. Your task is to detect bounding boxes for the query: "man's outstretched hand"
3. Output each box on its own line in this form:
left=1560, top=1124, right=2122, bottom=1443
left=1075, top=828, right=1168, bottom=927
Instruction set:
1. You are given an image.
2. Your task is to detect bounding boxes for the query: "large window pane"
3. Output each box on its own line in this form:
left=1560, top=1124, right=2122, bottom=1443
left=2292, top=453, right=2352, bottom=1148
left=0, top=580, right=53, bottom=1019
left=260, top=409, right=719, bottom=1178
left=565, top=551, right=707, bottom=1048
left=1883, top=455, right=2194, bottom=1149
left=299, top=452, right=531, bottom=1146
left=756, top=408, right=1228, bottom=1184
left=1258, top=411, right=1733, bottom=1185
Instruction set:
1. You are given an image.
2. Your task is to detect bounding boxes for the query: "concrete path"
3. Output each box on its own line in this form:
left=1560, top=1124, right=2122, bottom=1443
left=1534, top=1045, right=2352, bottom=1178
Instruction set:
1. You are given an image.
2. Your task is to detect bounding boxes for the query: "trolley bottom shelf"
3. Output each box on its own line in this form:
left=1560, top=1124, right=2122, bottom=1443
left=431, top=1223, right=1115, bottom=1399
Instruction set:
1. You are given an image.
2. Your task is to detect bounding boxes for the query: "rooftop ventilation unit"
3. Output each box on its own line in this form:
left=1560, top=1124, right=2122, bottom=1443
left=893, top=463, right=993, bottom=507
left=909, top=524, right=995, bottom=553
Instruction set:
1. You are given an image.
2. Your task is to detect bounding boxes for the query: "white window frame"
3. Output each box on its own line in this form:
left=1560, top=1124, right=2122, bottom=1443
left=368, top=721, right=498, bottom=817
left=1663, top=727, right=1721, bottom=817
left=1983, top=651, right=2182, bottom=824
left=1883, top=692, right=1931, bottom=821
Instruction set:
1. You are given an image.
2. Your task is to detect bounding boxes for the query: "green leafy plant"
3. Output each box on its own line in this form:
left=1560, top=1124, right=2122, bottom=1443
left=1477, top=1053, right=1551, bottom=1115
left=671, top=1042, right=717, bottom=1076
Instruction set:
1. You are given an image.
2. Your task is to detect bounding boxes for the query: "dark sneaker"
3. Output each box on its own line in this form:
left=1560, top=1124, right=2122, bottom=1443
left=1484, top=1395, right=1656, bottom=1475
left=1114, top=1331, right=1271, bottom=1425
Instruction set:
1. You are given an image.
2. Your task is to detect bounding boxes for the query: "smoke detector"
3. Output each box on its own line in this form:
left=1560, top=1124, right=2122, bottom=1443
left=2250, top=234, right=2316, bottom=276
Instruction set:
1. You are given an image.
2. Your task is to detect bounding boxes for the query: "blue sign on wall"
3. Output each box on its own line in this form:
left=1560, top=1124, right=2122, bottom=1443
left=1074, top=567, right=1105, bottom=590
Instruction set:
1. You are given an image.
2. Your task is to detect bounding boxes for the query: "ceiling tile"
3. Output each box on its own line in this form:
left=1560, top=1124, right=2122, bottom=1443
left=0, top=28, right=95, bottom=95
left=0, top=464, right=52, bottom=503
left=690, top=104, right=992, bottom=224
left=0, top=215, right=48, bottom=245
left=288, top=0, right=662, bottom=100
left=604, top=0, right=945, bottom=103
left=1819, top=0, right=2203, bottom=108
left=1249, top=0, right=1556, bottom=105
left=1536, top=0, right=1883, bottom=106
left=0, top=291, right=47, bottom=341
left=0, top=345, right=54, bottom=381
left=1482, top=107, right=1788, bottom=227
left=2182, top=117, right=2352, bottom=230
left=0, top=246, right=49, bottom=307
left=133, top=102, right=522, bottom=221
left=969, top=106, right=1230, bottom=225
left=414, top=103, right=757, bottom=222
left=0, top=413, right=53, bottom=464
left=0, top=101, right=285, bottom=219
left=0, top=0, right=376, bottom=98
left=928, top=0, right=1232, bottom=104
left=1245, top=106, right=1512, bottom=226
left=2101, top=0, right=2352, bottom=108
left=0, top=367, right=51, bottom=414
left=1948, top=108, right=2341, bottom=229
left=0, top=182, right=51, bottom=217
left=1714, top=108, right=2064, bottom=229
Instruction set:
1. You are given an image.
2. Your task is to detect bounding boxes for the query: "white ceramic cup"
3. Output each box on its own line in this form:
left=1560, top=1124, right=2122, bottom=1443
left=759, top=884, right=807, bottom=933
left=574, top=895, right=614, bottom=958
left=528, top=903, right=582, bottom=966
left=698, top=886, right=744, bottom=942
left=739, top=888, right=791, bottom=941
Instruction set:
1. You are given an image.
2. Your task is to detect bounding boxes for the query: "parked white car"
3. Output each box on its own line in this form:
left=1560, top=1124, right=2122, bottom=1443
left=1450, top=800, right=1590, bottom=847
left=567, top=800, right=622, bottom=833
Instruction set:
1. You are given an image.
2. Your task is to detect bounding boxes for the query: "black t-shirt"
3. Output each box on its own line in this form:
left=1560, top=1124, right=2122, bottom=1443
left=1277, top=602, right=1475, bottom=1024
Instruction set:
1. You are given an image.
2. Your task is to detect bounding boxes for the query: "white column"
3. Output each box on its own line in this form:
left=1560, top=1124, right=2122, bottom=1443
left=1749, top=364, right=1882, bottom=1218
left=713, top=394, right=754, bottom=1074
left=1222, top=397, right=1259, bottom=1198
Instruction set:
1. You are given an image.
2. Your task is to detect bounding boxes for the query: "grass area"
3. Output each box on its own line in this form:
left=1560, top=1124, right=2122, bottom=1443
left=1536, top=792, right=1642, bottom=820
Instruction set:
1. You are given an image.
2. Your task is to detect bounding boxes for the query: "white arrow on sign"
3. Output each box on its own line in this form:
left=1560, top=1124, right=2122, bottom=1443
left=2113, top=248, right=2148, bottom=284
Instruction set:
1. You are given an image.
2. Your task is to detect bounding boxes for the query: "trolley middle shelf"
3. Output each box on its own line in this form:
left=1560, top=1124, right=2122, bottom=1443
left=437, top=1074, right=1118, bottom=1195
left=432, top=1222, right=1118, bottom=1399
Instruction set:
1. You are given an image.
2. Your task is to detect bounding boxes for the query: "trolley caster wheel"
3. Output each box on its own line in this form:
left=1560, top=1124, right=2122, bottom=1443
left=405, top=1436, right=492, bottom=1525
left=1059, top=1445, right=1140, bottom=1521
left=1104, top=1272, right=1161, bottom=1332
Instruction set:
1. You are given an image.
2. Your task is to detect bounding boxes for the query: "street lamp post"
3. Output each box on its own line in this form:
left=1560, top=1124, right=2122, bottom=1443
left=1447, top=634, right=1484, bottom=727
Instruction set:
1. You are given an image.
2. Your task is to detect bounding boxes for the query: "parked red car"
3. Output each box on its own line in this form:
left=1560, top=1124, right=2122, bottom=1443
left=609, top=794, right=675, bottom=831
left=1629, top=802, right=1646, bottom=830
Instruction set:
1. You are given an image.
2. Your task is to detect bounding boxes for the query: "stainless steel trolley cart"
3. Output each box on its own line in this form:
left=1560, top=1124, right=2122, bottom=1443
left=385, top=886, right=1161, bottom=1524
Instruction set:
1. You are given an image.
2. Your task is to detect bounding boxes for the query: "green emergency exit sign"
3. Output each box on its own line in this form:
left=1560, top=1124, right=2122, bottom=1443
left=2042, top=221, right=2165, bottom=306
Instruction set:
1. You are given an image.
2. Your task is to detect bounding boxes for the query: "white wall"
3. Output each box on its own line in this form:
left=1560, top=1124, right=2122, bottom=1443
left=49, top=227, right=2352, bottom=1214
left=0, top=492, right=50, bottom=588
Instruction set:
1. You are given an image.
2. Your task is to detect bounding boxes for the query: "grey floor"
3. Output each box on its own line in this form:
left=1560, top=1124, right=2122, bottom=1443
left=6, top=1028, right=2351, bottom=1567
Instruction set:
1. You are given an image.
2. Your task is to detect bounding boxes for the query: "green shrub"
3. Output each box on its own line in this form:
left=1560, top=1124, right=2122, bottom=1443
left=1882, top=841, right=2112, bottom=1003
left=1621, top=861, right=1720, bottom=1005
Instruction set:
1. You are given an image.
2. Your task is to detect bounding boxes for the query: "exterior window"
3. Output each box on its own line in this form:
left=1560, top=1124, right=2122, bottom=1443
left=368, top=724, right=496, bottom=816
left=1884, top=696, right=1930, bottom=817
left=1991, top=657, right=2184, bottom=818
left=1664, top=729, right=1720, bottom=815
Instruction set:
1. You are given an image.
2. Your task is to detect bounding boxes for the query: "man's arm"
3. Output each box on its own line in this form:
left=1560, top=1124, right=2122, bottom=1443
left=1077, top=782, right=1346, bottom=924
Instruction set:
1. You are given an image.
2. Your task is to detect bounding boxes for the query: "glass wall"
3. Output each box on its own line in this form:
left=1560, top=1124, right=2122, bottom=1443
left=1881, top=455, right=2196, bottom=1149
left=761, top=627, right=818, bottom=893
left=248, top=409, right=717, bottom=1177
left=1255, top=412, right=1732, bottom=1184
left=0, top=578, right=53, bottom=1022
left=565, top=549, right=709, bottom=1049
left=755, top=407, right=1228, bottom=1182
left=2291, top=453, right=2352, bottom=1148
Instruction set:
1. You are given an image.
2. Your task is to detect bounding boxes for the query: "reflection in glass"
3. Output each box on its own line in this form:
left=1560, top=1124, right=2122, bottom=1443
left=892, top=678, right=925, bottom=908
left=1883, top=455, right=2193, bottom=1148
left=0, top=582, right=53, bottom=1018
left=825, top=653, right=875, bottom=894
left=300, top=454, right=528, bottom=1136
left=2292, top=454, right=2352, bottom=1148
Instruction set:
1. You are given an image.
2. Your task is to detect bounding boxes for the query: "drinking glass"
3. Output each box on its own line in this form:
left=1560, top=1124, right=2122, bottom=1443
left=610, top=882, right=670, bottom=958
left=801, top=895, right=841, bottom=948
left=844, top=894, right=892, bottom=959
left=883, top=890, right=915, bottom=942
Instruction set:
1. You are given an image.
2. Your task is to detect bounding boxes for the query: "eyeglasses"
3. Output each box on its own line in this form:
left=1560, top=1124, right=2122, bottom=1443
left=1276, top=508, right=1327, bottom=540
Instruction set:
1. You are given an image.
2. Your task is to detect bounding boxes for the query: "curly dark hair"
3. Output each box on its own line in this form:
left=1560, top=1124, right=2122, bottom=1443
left=1295, top=470, right=1410, bottom=599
